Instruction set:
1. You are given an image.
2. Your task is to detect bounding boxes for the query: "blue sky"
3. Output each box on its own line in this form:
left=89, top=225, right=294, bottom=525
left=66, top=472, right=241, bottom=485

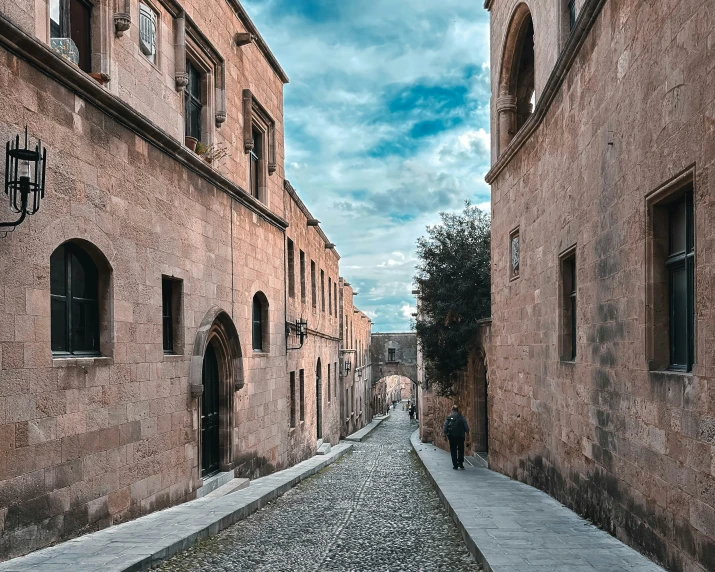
left=243, top=0, right=492, bottom=332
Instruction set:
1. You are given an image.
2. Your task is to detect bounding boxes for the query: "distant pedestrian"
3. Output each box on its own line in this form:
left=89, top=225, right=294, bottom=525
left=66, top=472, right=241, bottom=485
left=408, top=405, right=415, bottom=421
left=444, top=405, right=469, bottom=470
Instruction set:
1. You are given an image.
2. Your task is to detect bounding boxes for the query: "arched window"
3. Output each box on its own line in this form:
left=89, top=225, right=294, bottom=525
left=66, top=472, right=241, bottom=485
left=50, top=242, right=100, bottom=355
left=252, top=292, right=269, bottom=352
left=497, top=4, right=535, bottom=154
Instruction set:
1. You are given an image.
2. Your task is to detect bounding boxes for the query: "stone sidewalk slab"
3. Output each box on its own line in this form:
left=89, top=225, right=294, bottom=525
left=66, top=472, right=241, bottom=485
left=344, top=415, right=387, bottom=442
left=410, top=431, right=665, bottom=572
left=0, top=443, right=353, bottom=572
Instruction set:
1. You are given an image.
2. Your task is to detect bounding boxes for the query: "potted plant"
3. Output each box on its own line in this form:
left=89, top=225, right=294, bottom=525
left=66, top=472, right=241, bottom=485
left=185, top=136, right=198, bottom=152
left=195, top=143, right=228, bottom=166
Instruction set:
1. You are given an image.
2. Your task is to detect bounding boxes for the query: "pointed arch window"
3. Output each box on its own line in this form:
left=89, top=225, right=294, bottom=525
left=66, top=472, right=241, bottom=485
left=252, top=294, right=263, bottom=351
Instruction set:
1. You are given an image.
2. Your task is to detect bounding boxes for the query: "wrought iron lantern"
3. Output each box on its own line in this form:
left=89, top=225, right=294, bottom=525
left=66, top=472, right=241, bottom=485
left=286, top=317, right=308, bottom=350
left=344, top=360, right=352, bottom=375
left=357, top=368, right=362, bottom=379
left=2, top=127, right=46, bottom=233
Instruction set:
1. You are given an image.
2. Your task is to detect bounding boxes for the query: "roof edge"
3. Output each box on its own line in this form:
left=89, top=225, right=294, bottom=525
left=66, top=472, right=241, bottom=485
left=225, top=0, right=289, bottom=84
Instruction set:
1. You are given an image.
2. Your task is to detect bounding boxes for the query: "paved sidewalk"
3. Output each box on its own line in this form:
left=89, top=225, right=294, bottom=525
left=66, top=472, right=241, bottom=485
left=0, top=443, right=353, bottom=572
left=411, top=431, right=665, bottom=572
left=344, top=415, right=388, bottom=442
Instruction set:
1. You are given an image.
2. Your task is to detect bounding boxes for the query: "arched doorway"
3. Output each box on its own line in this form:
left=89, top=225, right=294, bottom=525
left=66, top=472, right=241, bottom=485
left=201, top=342, right=220, bottom=477
left=316, top=358, right=322, bottom=439
left=190, top=307, right=243, bottom=483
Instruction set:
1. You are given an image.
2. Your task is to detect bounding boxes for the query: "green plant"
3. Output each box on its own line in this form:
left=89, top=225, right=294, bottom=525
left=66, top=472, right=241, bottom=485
left=414, top=201, right=491, bottom=396
left=195, top=142, right=229, bottom=164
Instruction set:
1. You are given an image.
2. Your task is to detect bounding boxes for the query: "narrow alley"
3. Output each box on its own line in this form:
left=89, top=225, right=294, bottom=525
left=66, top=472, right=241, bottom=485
left=158, top=409, right=478, bottom=572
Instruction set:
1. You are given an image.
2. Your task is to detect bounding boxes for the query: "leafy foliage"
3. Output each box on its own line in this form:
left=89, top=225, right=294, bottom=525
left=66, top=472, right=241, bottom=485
left=414, top=202, right=491, bottom=395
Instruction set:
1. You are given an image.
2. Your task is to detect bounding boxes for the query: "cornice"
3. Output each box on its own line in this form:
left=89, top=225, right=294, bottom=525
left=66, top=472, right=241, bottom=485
left=224, top=0, right=289, bottom=84
left=485, top=0, right=607, bottom=184
left=284, top=179, right=341, bottom=259
left=0, top=13, right=288, bottom=231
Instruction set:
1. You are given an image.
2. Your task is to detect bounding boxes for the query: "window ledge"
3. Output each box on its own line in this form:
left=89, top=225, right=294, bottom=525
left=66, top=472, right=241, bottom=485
left=648, top=369, right=693, bottom=379
left=560, top=359, right=576, bottom=365
left=509, top=275, right=520, bottom=282
left=53, top=356, right=113, bottom=368
left=163, top=354, right=185, bottom=362
left=252, top=350, right=270, bottom=356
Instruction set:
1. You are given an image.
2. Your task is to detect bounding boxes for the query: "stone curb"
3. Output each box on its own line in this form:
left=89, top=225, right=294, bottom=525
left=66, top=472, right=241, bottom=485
left=344, top=415, right=388, bottom=442
left=410, top=431, right=491, bottom=571
left=0, top=443, right=353, bottom=572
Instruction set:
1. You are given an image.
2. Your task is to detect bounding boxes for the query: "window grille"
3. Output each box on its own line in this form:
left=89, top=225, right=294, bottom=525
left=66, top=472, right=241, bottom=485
left=139, top=3, right=157, bottom=63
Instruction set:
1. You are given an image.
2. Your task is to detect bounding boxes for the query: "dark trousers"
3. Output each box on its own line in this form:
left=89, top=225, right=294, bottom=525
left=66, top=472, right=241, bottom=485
left=449, top=437, right=465, bottom=468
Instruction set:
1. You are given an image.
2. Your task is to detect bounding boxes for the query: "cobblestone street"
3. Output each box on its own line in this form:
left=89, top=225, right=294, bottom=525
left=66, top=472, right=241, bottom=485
left=159, top=409, right=478, bottom=572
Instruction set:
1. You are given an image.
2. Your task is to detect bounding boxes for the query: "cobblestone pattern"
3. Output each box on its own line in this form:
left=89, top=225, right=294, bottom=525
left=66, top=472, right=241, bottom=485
left=159, top=409, right=479, bottom=572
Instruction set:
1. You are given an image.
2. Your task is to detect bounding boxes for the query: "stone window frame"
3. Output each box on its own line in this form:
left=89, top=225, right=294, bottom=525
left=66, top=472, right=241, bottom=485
left=496, top=2, right=535, bottom=156
left=299, top=369, right=305, bottom=422
left=47, top=0, right=113, bottom=79
left=645, top=167, right=697, bottom=373
left=509, top=226, right=520, bottom=281
left=174, top=11, right=226, bottom=136
left=138, top=0, right=161, bottom=69
left=161, top=275, right=183, bottom=356
left=251, top=291, right=270, bottom=354
left=289, top=371, right=296, bottom=429
left=287, top=238, right=295, bottom=299
left=558, top=246, right=577, bottom=362
left=243, top=89, right=277, bottom=204
left=50, top=239, right=114, bottom=359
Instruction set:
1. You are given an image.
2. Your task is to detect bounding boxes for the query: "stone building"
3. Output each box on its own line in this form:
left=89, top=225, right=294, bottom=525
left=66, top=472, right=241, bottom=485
left=284, top=180, right=341, bottom=461
left=369, top=332, right=417, bottom=410
left=483, top=0, right=715, bottom=569
left=338, top=279, right=372, bottom=437
left=0, top=0, right=343, bottom=560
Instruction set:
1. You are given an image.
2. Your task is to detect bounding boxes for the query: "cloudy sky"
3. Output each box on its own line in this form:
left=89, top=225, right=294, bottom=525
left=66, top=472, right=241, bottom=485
left=243, top=0, right=492, bottom=332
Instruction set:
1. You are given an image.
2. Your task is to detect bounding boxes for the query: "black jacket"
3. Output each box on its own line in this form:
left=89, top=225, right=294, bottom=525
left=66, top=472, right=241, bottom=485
left=444, top=413, right=469, bottom=439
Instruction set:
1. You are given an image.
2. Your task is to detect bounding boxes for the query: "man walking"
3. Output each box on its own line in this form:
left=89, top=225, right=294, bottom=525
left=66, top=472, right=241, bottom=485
left=444, top=405, right=469, bottom=470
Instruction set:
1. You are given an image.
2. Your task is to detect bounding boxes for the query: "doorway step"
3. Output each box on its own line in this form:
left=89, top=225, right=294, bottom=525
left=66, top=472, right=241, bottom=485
left=196, top=471, right=250, bottom=499
left=465, top=453, right=488, bottom=469
left=317, top=439, right=332, bottom=455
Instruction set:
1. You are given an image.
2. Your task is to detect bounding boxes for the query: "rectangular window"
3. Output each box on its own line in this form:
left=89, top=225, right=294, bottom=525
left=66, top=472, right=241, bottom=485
left=569, top=0, right=576, bottom=30
left=311, top=261, right=317, bottom=309
left=300, top=250, right=306, bottom=303
left=647, top=177, right=695, bottom=373
left=162, top=278, right=174, bottom=353
left=510, top=228, right=520, bottom=279
left=185, top=60, right=202, bottom=142
left=287, top=239, right=295, bottom=298
left=321, top=270, right=325, bottom=312
left=667, top=192, right=694, bottom=370
left=50, top=0, right=92, bottom=73
left=334, top=362, right=337, bottom=399
left=328, top=278, right=332, bottom=315
left=299, top=369, right=305, bottom=421
left=289, top=372, right=296, bottom=428
left=327, top=364, right=331, bottom=402
left=139, top=3, right=158, bottom=65
left=334, top=283, right=338, bottom=317
left=560, top=252, right=576, bottom=361
left=250, top=126, right=263, bottom=199
left=388, top=348, right=395, bottom=362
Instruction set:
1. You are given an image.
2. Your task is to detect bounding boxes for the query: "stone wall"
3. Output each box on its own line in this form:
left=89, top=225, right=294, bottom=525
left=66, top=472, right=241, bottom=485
left=486, top=0, right=715, bottom=569
left=0, top=0, right=338, bottom=561
left=284, top=181, right=340, bottom=461
left=338, top=280, right=372, bottom=437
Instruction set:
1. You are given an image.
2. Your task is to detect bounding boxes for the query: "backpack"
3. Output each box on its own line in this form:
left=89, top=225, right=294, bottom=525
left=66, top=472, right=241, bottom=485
left=445, top=416, right=456, bottom=437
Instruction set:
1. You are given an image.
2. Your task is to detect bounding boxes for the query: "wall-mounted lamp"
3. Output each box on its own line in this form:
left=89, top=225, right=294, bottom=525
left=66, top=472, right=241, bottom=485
left=357, top=368, right=362, bottom=379
left=286, top=317, right=308, bottom=350
left=2, top=127, right=46, bottom=235
left=344, top=360, right=352, bottom=375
